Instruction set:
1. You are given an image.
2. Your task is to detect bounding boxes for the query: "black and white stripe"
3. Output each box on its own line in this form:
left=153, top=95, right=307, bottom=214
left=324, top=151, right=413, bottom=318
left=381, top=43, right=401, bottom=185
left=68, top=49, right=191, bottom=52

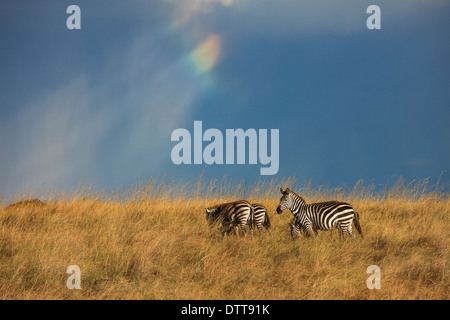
left=289, top=217, right=319, bottom=238
left=277, top=188, right=363, bottom=238
left=251, top=203, right=271, bottom=235
left=205, top=200, right=254, bottom=236
left=289, top=218, right=302, bottom=239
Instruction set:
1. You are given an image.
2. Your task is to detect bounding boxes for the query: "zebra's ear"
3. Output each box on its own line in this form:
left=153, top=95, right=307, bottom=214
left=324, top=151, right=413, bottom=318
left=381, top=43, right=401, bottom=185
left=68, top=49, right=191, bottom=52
left=286, top=188, right=291, bottom=193
left=280, top=187, right=285, bottom=194
left=205, top=208, right=211, bottom=214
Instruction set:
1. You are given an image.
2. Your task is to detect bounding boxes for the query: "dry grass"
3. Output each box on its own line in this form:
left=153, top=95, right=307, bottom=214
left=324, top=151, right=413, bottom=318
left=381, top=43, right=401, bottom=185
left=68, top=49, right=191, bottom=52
left=0, top=176, right=448, bottom=299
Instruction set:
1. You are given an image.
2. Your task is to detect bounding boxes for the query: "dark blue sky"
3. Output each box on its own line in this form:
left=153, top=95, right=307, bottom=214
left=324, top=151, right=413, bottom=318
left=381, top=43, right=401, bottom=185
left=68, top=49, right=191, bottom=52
left=1, top=0, right=449, bottom=196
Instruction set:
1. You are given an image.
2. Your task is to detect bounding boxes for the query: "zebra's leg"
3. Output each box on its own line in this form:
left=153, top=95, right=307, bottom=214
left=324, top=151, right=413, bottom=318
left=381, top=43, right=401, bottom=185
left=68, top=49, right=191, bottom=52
left=347, top=224, right=355, bottom=238
left=239, top=223, right=247, bottom=237
left=222, top=226, right=231, bottom=237
left=343, top=223, right=354, bottom=238
left=337, top=224, right=351, bottom=239
left=299, top=225, right=306, bottom=236
left=304, top=224, right=315, bottom=238
left=249, top=222, right=255, bottom=237
left=290, top=222, right=300, bottom=239
left=257, top=224, right=263, bottom=236
left=249, top=224, right=254, bottom=237
left=337, top=225, right=345, bottom=239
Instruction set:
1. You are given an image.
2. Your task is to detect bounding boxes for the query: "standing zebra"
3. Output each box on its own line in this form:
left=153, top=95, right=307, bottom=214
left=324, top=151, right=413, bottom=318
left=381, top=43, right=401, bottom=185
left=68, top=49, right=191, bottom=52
left=277, top=188, right=363, bottom=238
left=251, top=203, right=272, bottom=235
left=205, top=200, right=254, bottom=236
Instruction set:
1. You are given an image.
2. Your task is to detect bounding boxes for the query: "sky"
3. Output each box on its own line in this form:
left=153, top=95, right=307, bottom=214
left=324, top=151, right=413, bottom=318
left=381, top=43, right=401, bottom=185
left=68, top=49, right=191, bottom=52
left=0, top=0, right=449, bottom=196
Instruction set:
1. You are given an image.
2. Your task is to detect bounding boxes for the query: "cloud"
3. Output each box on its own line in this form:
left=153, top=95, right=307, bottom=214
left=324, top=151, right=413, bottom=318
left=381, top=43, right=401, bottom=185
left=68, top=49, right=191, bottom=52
left=170, top=0, right=236, bottom=15
left=168, top=0, right=236, bottom=26
left=168, top=0, right=450, bottom=36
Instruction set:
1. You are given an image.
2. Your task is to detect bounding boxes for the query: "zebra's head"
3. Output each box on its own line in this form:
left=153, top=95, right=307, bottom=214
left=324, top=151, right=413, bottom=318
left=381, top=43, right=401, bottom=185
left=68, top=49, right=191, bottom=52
left=205, top=207, right=219, bottom=226
left=276, top=187, right=292, bottom=214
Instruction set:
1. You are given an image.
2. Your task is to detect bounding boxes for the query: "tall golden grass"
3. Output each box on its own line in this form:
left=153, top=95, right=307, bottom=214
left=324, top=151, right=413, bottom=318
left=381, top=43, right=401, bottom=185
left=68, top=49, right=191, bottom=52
left=0, top=176, right=448, bottom=299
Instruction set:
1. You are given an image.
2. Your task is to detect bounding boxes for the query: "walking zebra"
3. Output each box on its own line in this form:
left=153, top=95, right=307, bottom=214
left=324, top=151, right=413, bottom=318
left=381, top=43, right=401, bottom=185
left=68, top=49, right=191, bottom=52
left=277, top=188, right=363, bottom=238
left=251, top=203, right=272, bottom=235
left=205, top=200, right=254, bottom=236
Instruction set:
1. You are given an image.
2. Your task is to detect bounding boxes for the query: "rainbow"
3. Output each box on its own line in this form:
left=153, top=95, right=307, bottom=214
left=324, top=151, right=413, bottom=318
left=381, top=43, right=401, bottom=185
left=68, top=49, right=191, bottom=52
left=164, top=6, right=225, bottom=93
left=188, top=34, right=222, bottom=75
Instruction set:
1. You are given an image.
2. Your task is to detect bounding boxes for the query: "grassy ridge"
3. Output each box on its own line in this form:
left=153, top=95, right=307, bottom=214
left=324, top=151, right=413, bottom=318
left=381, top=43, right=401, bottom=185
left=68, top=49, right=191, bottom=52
left=0, top=177, right=448, bottom=299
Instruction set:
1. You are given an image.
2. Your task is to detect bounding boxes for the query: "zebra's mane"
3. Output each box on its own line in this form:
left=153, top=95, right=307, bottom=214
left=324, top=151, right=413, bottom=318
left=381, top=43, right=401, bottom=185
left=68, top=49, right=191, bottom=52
left=288, top=189, right=306, bottom=204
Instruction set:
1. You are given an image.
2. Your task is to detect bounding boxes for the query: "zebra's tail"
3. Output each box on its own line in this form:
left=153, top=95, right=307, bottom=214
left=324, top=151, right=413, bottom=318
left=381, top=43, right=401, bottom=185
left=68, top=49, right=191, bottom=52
left=353, top=211, right=363, bottom=238
left=249, top=205, right=256, bottom=237
left=263, top=212, right=272, bottom=235
left=264, top=212, right=271, bottom=229
left=248, top=205, right=255, bottom=231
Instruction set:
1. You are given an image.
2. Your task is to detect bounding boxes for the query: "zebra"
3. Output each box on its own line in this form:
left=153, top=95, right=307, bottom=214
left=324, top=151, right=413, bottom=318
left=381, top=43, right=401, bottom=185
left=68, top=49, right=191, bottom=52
left=289, top=218, right=302, bottom=239
left=277, top=187, right=363, bottom=239
left=205, top=200, right=254, bottom=236
left=251, top=203, right=272, bottom=235
left=288, top=217, right=319, bottom=238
